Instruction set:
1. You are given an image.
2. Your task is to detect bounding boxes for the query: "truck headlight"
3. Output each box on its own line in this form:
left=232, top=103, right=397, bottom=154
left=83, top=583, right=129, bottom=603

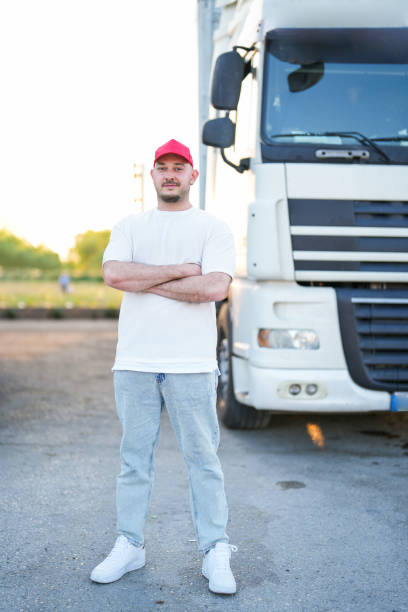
left=258, top=329, right=320, bottom=350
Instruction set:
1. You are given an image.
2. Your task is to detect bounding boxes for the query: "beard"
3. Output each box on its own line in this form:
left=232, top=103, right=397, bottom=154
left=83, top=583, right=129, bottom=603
left=158, top=182, right=189, bottom=203
left=160, top=194, right=181, bottom=203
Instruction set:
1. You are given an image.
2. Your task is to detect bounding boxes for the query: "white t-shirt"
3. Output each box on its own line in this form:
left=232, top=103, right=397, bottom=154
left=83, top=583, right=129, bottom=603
left=103, top=206, right=235, bottom=373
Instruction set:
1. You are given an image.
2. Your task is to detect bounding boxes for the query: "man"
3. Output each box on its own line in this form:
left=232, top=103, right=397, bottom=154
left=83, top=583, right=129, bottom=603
left=90, top=139, right=237, bottom=594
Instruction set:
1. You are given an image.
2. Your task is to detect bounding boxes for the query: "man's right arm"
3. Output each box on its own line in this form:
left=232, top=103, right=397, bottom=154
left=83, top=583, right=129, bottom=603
left=103, top=260, right=202, bottom=293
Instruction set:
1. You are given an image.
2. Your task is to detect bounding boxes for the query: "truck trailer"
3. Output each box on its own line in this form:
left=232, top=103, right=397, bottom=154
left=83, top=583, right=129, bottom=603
left=198, top=0, right=408, bottom=428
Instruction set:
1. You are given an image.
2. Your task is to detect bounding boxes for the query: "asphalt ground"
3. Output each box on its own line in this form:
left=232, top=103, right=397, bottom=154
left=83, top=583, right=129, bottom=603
left=0, top=320, right=407, bottom=612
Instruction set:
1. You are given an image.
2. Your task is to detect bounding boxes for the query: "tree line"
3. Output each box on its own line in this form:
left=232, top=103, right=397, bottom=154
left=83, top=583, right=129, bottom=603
left=0, top=228, right=111, bottom=279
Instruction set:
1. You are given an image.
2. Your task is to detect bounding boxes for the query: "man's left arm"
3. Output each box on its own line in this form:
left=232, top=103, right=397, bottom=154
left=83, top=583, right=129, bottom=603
left=143, top=272, right=231, bottom=303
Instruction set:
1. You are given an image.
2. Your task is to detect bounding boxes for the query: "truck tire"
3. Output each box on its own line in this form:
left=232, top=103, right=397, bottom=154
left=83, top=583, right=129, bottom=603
left=216, top=302, right=271, bottom=429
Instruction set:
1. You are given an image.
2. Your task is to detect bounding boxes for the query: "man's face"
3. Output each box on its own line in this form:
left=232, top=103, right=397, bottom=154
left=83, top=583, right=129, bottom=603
left=150, top=154, right=198, bottom=203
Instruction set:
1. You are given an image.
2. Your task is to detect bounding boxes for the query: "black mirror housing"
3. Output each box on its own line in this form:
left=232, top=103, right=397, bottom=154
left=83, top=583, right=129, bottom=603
left=202, top=117, right=236, bottom=149
left=288, top=62, right=324, bottom=93
left=211, top=51, right=245, bottom=110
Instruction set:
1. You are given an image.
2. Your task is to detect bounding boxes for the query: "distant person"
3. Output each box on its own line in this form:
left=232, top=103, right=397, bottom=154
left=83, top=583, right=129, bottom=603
left=90, top=139, right=237, bottom=594
left=58, top=272, right=71, bottom=294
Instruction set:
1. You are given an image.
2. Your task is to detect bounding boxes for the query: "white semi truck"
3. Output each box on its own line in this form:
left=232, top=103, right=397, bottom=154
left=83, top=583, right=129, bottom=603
left=197, top=0, right=408, bottom=428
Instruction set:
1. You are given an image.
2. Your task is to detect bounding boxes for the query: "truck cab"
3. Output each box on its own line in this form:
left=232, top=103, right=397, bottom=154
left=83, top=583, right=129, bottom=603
left=199, top=0, right=408, bottom=428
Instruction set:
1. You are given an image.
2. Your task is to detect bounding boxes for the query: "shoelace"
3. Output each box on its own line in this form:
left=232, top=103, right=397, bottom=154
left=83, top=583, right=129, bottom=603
left=213, top=544, right=238, bottom=571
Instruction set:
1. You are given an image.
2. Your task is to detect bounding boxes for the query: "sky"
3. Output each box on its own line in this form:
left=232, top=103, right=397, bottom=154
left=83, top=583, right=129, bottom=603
left=0, top=0, right=199, bottom=258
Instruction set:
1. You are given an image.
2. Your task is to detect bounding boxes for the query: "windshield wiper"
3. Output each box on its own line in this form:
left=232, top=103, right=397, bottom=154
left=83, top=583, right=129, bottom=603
left=269, top=130, right=391, bottom=162
left=371, top=136, right=408, bottom=142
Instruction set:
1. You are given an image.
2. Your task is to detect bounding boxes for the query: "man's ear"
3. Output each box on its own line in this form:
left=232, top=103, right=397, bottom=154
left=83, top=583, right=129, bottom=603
left=191, top=169, right=199, bottom=184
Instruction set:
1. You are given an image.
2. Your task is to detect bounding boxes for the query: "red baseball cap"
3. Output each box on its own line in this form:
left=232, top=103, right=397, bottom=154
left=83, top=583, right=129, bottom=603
left=153, top=139, right=194, bottom=167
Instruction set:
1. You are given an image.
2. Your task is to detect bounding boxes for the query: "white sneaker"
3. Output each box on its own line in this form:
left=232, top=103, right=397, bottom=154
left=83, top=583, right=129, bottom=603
left=90, top=535, right=146, bottom=583
left=202, top=542, right=237, bottom=594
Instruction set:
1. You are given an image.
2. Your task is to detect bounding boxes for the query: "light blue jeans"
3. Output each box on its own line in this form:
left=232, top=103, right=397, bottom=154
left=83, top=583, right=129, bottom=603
left=114, top=370, right=229, bottom=553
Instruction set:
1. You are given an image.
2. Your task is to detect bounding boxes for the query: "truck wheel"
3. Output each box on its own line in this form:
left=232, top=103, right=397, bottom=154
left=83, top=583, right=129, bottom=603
left=216, top=303, right=271, bottom=429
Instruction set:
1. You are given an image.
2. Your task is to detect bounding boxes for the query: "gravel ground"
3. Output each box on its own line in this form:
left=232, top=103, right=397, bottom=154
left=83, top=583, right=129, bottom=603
left=0, top=320, right=407, bottom=612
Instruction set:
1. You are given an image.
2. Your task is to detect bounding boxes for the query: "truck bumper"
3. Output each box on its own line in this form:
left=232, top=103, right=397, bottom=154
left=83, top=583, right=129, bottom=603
left=233, top=358, right=391, bottom=413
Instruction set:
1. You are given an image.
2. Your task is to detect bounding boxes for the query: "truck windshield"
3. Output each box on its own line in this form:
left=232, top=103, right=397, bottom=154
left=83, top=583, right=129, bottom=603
left=262, top=51, right=408, bottom=147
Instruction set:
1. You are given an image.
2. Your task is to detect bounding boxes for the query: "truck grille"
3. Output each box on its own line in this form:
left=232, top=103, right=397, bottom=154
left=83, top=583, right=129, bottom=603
left=354, top=200, right=408, bottom=227
left=336, top=290, right=408, bottom=392
left=289, top=199, right=408, bottom=281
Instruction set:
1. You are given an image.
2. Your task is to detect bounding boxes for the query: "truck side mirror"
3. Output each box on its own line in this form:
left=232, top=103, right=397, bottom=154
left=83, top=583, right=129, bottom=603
left=202, top=117, right=236, bottom=148
left=211, top=51, right=245, bottom=110
left=202, top=117, right=249, bottom=174
left=288, top=62, right=324, bottom=93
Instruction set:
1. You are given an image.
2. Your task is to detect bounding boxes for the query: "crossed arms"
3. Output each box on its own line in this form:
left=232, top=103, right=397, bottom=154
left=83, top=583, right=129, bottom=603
left=103, top=261, right=231, bottom=303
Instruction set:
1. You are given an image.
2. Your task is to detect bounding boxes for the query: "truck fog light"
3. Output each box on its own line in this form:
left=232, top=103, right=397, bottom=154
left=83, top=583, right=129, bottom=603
left=258, top=329, right=320, bottom=350
left=289, top=383, right=302, bottom=396
left=306, top=384, right=318, bottom=395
